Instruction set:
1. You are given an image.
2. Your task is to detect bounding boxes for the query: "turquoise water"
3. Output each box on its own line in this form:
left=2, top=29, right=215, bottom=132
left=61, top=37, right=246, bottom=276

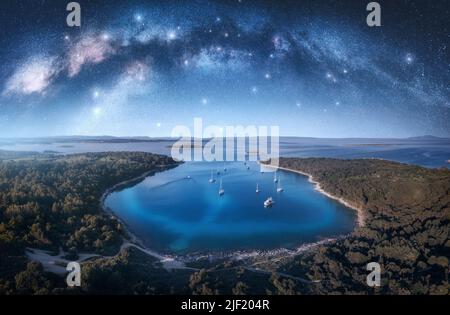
left=105, top=161, right=356, bottom=255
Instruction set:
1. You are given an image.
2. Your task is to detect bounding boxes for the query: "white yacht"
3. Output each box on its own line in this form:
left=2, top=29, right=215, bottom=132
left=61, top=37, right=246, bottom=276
left=219, top=178, right=225, bottom=196
left=264, top=197, right=274, bottom=208
left=256, top=183, right=260, bottom=193
left=209, top=170, right=216, bottom=183
left=273, top=171, right=278, bottom=183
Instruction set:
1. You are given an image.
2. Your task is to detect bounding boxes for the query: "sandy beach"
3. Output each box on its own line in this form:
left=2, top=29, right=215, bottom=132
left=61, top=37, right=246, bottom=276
left=261, top=163, right=366, bottom=227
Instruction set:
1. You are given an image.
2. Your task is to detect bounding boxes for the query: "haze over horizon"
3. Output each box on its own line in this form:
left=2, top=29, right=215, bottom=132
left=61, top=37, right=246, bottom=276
left=0, top=0, right=449, bottom=138
left=1, top=134, right=449, bottom=141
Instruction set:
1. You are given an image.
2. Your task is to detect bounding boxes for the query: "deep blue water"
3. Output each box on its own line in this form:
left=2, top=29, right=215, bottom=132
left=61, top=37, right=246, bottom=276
left=105, top=161, right=356, bottom=254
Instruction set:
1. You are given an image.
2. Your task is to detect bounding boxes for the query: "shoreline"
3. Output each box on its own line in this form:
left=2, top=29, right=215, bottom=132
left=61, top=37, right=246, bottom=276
left=100, top=164, right=175, bottom=246
left=262, top=163, right=366, bottom=227
left=29, top=160, right=359, bottom=274
left=99, top=163, right=191, bottom=269
left=99, top=161, right=358, bottom=265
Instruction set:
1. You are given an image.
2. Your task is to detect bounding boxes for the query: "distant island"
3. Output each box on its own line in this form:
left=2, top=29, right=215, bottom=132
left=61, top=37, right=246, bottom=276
left=0, top=153, right=449, bottom=294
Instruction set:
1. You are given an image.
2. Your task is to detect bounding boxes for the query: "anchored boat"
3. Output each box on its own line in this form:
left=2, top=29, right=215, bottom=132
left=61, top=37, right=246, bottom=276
left=264, top=197, right=274, bottom=208
left=219, top=178, right=225, bottom=196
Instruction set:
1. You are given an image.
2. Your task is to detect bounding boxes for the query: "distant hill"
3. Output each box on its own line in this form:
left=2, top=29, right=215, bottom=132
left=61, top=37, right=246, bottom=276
left=407, top=135, right=448, bottom=141
left=0, top=136, right=176, bottom=144
left=2, top=135, right=449, bottom=145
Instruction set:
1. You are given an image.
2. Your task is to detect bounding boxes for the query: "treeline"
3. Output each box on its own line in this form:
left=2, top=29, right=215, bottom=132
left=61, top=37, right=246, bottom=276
left=276, top=158, right=450, bottom=294
left=80, top=247, right=192, bottom=294
left=0, top=152, right=177, bottom=294
left=187, top=158, right=449, bottom=295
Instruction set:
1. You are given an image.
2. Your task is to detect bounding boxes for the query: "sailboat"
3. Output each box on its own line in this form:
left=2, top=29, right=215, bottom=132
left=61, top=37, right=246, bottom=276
left=256, top=183, right=260, bottom=193
left=277, top=177, right=284, bottom=192
left=273, top=171, right=278, bottom=183
left=209, top=170, right=216, bottom=183
left=219, top=178, right=225, bottom=196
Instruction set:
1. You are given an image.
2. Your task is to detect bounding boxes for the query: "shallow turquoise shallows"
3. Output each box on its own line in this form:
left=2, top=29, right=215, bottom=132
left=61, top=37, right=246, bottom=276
left=105, top=161, right=356, bottom=255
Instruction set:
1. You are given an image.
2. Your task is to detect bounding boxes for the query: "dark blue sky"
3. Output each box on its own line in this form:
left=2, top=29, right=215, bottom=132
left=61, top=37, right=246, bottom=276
left=0, top=0, right=449, bottom=137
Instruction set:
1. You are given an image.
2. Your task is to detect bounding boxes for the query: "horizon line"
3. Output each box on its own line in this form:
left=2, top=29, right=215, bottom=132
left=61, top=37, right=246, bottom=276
left=0, top=134, right=448, bottom=140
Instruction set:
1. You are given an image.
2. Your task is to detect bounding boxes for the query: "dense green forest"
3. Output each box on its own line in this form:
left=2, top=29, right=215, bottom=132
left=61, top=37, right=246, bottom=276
left=0, top=151, right=177, bottom=294
left=185, top=158, right=449, bottom=294
left=1, top=154, right=448, bottom=294
left=275, top=158, right=450, bottom=294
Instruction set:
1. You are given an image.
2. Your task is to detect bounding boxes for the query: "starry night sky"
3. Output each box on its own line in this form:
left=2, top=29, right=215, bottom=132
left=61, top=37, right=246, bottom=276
left=0, top=0, right=448, bottom=138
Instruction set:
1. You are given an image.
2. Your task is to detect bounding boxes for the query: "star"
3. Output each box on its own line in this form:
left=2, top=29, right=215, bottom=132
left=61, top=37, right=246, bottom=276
left=167, top=31, right=177, bottom=40
left=251, top=86, right=258, bottom=94
left=326, top=72, right=337, bottom=83
left=201, top=98, right=208, bottom=105
left=405, top=53, right=414, bottom=64
left=156, top=122, right=161, bottom=128
left=264, top=73, right=271, bottom=79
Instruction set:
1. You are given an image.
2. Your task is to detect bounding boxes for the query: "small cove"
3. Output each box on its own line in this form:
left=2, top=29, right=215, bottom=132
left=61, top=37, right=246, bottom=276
left=105, top=161, right=357, bottom=255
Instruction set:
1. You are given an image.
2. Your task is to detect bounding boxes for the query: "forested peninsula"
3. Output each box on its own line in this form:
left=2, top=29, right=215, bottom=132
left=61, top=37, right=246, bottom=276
left=186, top=158, right=450, bottom=295
left=0, top=151, right=177, bottom=294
